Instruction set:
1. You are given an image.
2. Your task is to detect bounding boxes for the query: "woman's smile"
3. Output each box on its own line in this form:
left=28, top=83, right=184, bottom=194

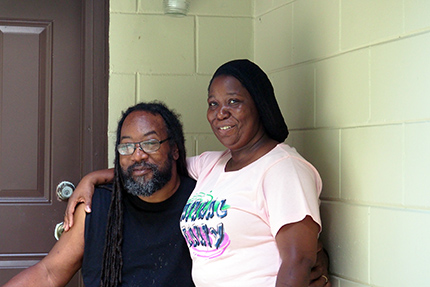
left=219, top=125, right=233, bottom=130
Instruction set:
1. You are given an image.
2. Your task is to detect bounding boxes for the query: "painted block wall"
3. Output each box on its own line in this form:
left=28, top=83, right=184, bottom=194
left=109, top=0, right=430, bottom=286
left=108, top=0, right=253, bottom=165
left=254, top=1, right=430, bottom=286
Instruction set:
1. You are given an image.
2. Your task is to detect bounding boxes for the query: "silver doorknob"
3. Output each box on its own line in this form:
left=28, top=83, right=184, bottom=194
left=54, top=222, right=64, bottom=240
left=56, top=181, right=75, bottom=201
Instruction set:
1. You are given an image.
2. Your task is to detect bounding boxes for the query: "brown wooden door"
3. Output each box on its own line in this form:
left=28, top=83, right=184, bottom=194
left=0, top=0, right=108, bottom=285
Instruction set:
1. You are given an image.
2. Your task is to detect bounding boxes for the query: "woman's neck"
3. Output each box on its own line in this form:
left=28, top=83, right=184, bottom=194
left=226, top=133, right=278, bottom=172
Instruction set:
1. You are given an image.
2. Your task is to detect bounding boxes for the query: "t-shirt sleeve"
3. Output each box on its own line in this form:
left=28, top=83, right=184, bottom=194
left=262, top=156, right=322, bottom=237
left=186, top=151, right=228, bottom=181
left=186, top=156, right=200, bottom=180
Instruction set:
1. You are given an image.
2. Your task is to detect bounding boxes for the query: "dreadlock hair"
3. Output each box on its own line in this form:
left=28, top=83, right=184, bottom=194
left=209, top=59, right=289, bottom=143
left=99, top=101, right=188, bottom=286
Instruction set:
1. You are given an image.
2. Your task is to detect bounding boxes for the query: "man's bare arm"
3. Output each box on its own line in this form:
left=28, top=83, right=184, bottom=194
left=4, top=204, right=86, bottom=286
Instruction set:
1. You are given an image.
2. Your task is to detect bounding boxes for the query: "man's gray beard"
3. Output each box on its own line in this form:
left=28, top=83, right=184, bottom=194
left=122, top=155, right=173, bottom=197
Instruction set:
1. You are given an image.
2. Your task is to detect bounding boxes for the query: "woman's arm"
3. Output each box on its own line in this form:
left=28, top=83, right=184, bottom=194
left=309, top=241, right=331, bottom=287
left=63, top=168, right=114, bottom=231
left=275, top=216, right=320, bottom=287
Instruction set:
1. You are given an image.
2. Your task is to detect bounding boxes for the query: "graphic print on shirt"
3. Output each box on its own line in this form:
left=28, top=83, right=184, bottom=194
left=180, top=190, right=230, bottom=259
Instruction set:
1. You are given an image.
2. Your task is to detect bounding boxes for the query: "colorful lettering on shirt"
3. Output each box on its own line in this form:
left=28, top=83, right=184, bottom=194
left=180, top=191, right=230, bottom=259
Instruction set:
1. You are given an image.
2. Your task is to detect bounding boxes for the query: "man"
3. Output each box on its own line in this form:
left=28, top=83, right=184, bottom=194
left=4, top=102, right=196, bottom=286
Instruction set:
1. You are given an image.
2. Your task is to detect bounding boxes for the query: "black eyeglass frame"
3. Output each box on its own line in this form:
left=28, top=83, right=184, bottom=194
left=117, top=137, right=171, bottom=155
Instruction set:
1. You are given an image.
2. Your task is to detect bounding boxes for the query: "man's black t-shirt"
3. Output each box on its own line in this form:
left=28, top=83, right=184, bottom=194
left=82, top=176, right=196, bottom=286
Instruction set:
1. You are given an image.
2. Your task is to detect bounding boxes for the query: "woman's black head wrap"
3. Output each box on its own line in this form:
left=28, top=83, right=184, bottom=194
left=208, top=59, right=289, bottom=143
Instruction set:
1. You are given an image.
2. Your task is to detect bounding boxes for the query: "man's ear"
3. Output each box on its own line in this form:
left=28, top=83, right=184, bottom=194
left=172, top=145, right=179, bottom=160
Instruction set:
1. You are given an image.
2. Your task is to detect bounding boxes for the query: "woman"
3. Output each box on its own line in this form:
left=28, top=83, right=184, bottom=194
left=65, top=59, right=328, bottom=287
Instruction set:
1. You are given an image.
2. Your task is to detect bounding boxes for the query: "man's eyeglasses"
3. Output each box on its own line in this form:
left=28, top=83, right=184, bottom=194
left=117, top=138, right=171, bottom=155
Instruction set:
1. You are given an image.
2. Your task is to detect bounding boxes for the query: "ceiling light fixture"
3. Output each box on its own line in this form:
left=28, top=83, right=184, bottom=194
left=163, top=0, right=190, bottom=17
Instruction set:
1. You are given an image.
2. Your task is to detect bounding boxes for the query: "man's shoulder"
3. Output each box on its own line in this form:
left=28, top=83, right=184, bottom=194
left=179, top=176, right=196, bottom=196
left=92, top=184, right=113, bottom=208
left=180, top=176, right=196, bottom=188
left=95, top=183, right=113, bottom=193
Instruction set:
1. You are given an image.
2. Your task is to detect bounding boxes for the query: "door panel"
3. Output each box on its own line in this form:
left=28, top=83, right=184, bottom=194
left=0, top=21, right=51, bottom=202
left=0, top=0, right=108, bottom=285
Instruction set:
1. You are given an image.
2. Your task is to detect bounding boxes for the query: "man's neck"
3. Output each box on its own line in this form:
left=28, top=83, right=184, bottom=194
left=137, top=173, right=181, bottom=203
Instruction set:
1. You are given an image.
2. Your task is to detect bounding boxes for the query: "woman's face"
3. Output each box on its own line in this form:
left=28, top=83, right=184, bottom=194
left=207, top=75, right=264, bottom=151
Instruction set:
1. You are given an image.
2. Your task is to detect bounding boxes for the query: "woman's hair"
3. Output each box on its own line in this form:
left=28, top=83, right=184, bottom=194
left=100, top=101, right=187, bottom=286
left=208, top=59, right=289, bottom=143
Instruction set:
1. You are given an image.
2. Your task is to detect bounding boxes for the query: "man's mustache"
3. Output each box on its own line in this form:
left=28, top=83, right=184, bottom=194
left=126, top=161, right=157, bottom=175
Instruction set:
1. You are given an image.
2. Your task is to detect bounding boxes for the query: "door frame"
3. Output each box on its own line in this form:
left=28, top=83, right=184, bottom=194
left=82, top=0, right=109, bottom=173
